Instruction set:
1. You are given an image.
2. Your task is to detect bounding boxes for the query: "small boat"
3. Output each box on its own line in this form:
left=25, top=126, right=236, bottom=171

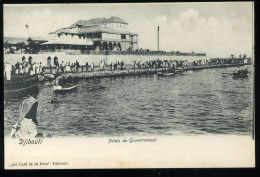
left=157, top=71, right=175, bottom=76
left=4, top=74, right=39, bottom=99
left=53, top=84, right=77, bottom=93
left=44, top=73, right=56, bottom=81
left=233, top=69, right=248, bottom=78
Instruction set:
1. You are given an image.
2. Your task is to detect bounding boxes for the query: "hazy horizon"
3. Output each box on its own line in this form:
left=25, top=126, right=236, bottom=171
left=4, top=2, right=254, bottom=58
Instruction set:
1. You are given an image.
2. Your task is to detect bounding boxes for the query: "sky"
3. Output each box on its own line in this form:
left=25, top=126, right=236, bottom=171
left=4, top=2, right=254, bottom=58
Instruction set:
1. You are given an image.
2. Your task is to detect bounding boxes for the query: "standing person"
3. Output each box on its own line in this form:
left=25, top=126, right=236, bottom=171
left=56, top=59, right=59, bottom=72
left=117, top=61, right=121, bottom=70
left=133, top=61, right=136, bottom=70
left=22, top=56, right=26, bottom=64
left=60, top=61, right=64, bottom=73
left=25, top=62, right=29, bottom=74
left=30, top=63, right=35, bottom=75
left=19, top=62, right=23, bottom=74
left=121, top=61, right=125, bottom=70
left=85, top=62, right=89, bottom=72
left=114, top=62, right=117, bottom=70
left=76, top=60, right=79, bottom=71
left=5, top=61, right=12, bottom=80
left=28, top=56, right=33, bottom=65
left=39, top=62, right=43, bottom=73
left=102, top=60, right=105, bottom=71
left=91, top=62, right=94, bottom=71
left=15, top=62, right=19, bottom=74
left=99, top=61, right=103, bottom=71
left=137, top=61, right=140, bottom=69
left=110, top=62, right=113, bottom=71
left=10, top=93, right=39, bottom=138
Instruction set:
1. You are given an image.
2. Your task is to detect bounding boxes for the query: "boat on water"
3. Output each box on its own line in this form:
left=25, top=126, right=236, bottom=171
left=233, top=69, right=248, bottom=78
left=44, top=73, right=56, bottom=81
left=53, top=84, right=77, bottom=93
left=4, top=74, right=39, bottom=99
left=157, top=71, right=175, bottom=76
left=157, top=67, right=184, bottom=76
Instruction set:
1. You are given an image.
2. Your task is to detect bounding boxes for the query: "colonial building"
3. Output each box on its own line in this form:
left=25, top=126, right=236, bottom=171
left=42, top=17, right=138, bottom=52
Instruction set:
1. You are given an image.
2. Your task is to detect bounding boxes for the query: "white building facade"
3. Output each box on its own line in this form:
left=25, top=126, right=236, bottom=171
left=42, top=17, right=138, bottom=52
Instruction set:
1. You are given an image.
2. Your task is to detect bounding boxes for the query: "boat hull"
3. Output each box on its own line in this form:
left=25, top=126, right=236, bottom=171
left=4, top=75, right=39, bottom=99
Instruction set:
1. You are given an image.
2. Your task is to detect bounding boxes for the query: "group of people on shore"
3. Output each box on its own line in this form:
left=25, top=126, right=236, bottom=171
left=6, top=56, right=243, bottom=79
left=132, top=59, right=186, bottom=71
left=192, top=58, right=244, bottom=66
left=4, top=56, right=43, bottom=80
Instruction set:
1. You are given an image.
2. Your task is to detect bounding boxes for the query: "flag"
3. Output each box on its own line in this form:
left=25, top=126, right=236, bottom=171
left=26, top=24, right=29, bottom=28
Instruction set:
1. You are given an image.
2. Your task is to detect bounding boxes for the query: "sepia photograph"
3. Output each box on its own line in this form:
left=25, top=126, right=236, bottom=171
left=3, top=2, right=255, bottom=169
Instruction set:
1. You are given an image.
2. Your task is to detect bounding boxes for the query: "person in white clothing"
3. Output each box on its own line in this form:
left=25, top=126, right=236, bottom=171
left=5, top=62, right=12, bottom=80
left=10, top=94, right=39, bottom=138
left=91, top=62, right=94, bottom=71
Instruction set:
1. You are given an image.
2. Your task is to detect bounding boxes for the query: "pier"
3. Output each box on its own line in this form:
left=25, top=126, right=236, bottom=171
left=43, top=62, right=249, bottom=80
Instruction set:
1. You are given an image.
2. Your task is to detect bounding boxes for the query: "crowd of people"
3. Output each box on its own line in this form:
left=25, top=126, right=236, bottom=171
left=192, top=58, right=245, bottom=66
left=4, top=56, right=43, bottom=81
left=46, top=56, right=188, bottom=73
left=5, top=55, right=247, bottom=81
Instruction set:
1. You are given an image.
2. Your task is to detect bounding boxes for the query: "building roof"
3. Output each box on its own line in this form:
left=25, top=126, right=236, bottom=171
left=108, top=16, right=128, bottom=24
left=71, top=16, right=128, bottom=26
left=4, top=37, right=48, bottom=44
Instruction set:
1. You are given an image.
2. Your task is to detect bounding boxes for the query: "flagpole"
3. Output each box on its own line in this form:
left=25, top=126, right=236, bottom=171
left=26, top=24, right=30, bottom=38
left=157, top=26, right=160, bottom=51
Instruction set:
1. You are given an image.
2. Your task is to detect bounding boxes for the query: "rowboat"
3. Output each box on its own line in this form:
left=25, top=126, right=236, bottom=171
left=157, top=72, right=175, bottom=76
left=53, top=84, right=77, bottom=93
left=4, top=75, right=39, bottom=99
left=233, top=69, right=248, bottom=78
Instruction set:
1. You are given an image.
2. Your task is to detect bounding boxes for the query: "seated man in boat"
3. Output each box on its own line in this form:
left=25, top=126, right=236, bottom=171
left=10, top=93, right=39, bottom=139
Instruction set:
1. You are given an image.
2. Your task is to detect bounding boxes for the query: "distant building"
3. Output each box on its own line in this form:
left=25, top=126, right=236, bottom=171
left=3, top=37, right=47, bottom=54
left=42, top=16, right=138, bottom=52
left=4, top=37, right=47, bottom=47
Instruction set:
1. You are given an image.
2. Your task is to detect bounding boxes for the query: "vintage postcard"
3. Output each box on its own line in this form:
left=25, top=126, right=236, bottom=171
left=3, top=2, right=254, bottom=169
